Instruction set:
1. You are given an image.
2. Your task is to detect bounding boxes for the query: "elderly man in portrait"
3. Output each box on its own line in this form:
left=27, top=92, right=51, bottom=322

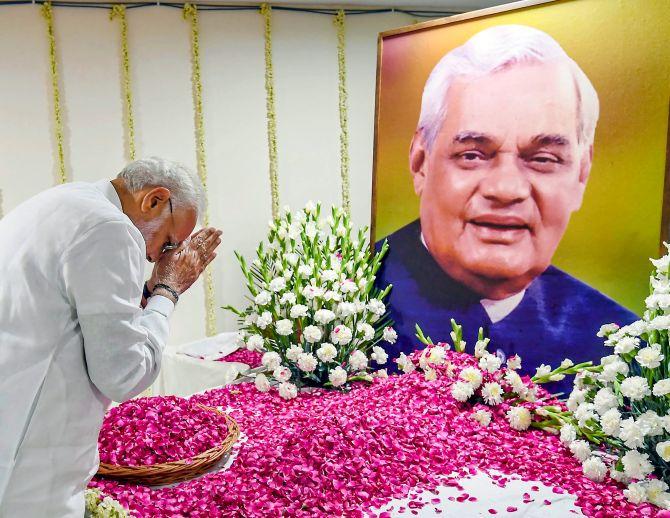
left=376, top=25, right=637, bottom=393
left=0, top=157, right=222, bottom=516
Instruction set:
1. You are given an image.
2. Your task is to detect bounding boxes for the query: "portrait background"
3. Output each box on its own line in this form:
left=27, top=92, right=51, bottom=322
left=372, top=0, right=670, bottom=314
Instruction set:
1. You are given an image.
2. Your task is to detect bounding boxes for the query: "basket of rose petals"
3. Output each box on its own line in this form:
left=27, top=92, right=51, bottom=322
left=97, top=396, right=239, bottom=485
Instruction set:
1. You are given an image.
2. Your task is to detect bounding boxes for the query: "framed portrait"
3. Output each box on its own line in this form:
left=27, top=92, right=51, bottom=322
left=371, top=0, right=670, bottom=390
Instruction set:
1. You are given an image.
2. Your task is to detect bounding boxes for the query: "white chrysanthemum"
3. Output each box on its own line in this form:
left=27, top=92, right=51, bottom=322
left=357, top=322, right=375, bottom=341
left=246, top=334, right=264, bottom=352
left=278, top=382, right=298, bottom=400
left=331, top=325, right=353, bottom=345
left=315, top=342, right=337, bottom=363
left=613, top=336, right=640, bottom=355
left=256, top=311, right=272, bottom=330
left=273, top=365, right=292, bottom=382
left=620, top=376, right=651, bottom=401
left=383, top=327, right=398, bottom=344
left=285, top=344, right=303, bottom=362
left=653, top=378, right=670, bottom=396
left=254, top=373, right=271, bottom=392
left=314, top=309, right=336, bottom=325
left=597, top=323, right=620, bottom=338
left=371, top=346, right=388, bottom=365
left=262, top=351, right=282, bottom=370
left=559, top=424, right=577, bottom=445
left=451, top=381, right=475, bottom=402
left=504, top=370, right=526, bottom=394
left=600, top=408, right=622, bottom=437
left=459, top=367, right=483, bottom=389
left=428, top=346, right=447, bottom=365
left=535, top=364, right=552, bottom=378
left=507, top=407, right=532, bottom=431
left=635, top=343, right=664, bottom=369
left=300, top=325, right=322, bottom=344
left=367, top=299, right=386, bottom=316
left=481, top=382, right=503, bottom=406
left=254, top=290, right=272, bottom=306
left=569, top=440, right=592, bottom=462
left=471, top=409, right=492, bottom=427
left=349, top=350, right=368, bottom=371
left=269, top=277, right=286, bottom=293
left=582, top=457, right=607, bottom=482
left=290, top=304, right=309, bottom=318
left=297, top=352, right=318, bottom=372
left=621, top=450, right=654, bottom=480
left=623, top=482, right=648, bottom=504
left=638, top=410, right=664, bottom=437
left=276, top=319, right=293, bottom=336
left=593, top=387, right=618, bottom=415
left=479, top=354, right=502, bottom=373
left=506, top=355, right=522, bottom=370
left=397, top=352, right=415, bottom=374
left=329, top=366, right=348, bottom=387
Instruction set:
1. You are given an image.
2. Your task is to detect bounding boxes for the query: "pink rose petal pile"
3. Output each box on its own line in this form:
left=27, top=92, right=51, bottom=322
left=91, top=351, right=664, bottom=517
left=216, top=348, right=263, bottom=367
left=98, top=396, right=229, bottom=466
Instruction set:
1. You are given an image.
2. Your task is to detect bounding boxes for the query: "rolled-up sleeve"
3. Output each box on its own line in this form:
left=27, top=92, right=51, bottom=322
left=61, top=220, right=173, bottom=402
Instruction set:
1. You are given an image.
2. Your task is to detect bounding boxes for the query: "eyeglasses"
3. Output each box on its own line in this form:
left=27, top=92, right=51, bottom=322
left=161, top=198, right=180, bottom=254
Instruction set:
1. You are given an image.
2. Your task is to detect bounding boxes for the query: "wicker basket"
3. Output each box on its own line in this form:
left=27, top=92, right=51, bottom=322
left=97, top=405, right=240, bottom=485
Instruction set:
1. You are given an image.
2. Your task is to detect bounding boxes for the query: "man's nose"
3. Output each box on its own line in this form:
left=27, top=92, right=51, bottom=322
left=479, top=154, right=531, bottom=204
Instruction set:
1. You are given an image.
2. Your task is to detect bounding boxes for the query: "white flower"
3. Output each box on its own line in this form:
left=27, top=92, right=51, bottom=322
left=256, top=311, right=272, bottom=330
left=504, top=370, right=526, bottom=395
left=278, top=382, right=298, bottom=400
left=474, top=339, right=489, bottom=358
left=373, top=369, right=388, bottom=379
left=298, top=264, right=312, bottom=278
left=285, top=253, right=299, bottom=266
left=535, top=364, right=552, bottom=378
left=609, top=468, right=630, bottom=484
left=357, top=322, right=375, bottom=341
left=506, top=407, right=532, bottom=431
left=471, top=409, right=492, bottom=427
left=647, top=294, right=670, bottom=312
left=481, top=382, right=503, bottom=406
left=478, top=353, right=502, bottom=373
left=459, top=367, right=483, bottom=389
left=597, top=323, right=620, bottom=338
left=663, top=415, right=670, bottom=434
left=321, top=269, right=338, bottom=283
left=254, top=373, right=271, bottom=392
left=254, top=290, right=272, bottom=306
left=645, top=480, right=670, bottom=508
left=304, top=200, right=316, bottom=214
left=303, top=325, right=323, bottom=343
left=613, top=336, right=640, bottom=355
left=560, top=359, right=574, bottom=369
left=424, top=368, right=437, bottom=381
left=506, top=355, right=521, bottom=370
left=305, top=222, right=318, bottom=239
left=316, top=342, right=337, bottom=363
left=276, top=319, right=293, bottom=336
left=600, top=408, right=622, bottom=437
left=569, top=440, right=592, bottom=462
left=582, top=457, right=607, bottom=482
left=654, top=379, right=670, bottom=396
left=397, top=353, right=415, bottom=374
left=273, top=365, right=292, bottom=382
left=598, top=357, right=629, bottom=383
left=285, top=344, right=303, bottom=362
left=638, top=410, right=664, bottom=437
left=620, top=376, right=651, bottom=401
left=648, top=315, right=670, bottom=331
left=262, top=351, right=281, bottom=370
left=290, top=304, right=309, bottom=319
left=635, top=344, right=664, bottom=369
left=297, top=353, right=318, bottom=372
left=314, top=309, right=336, bottom=325
left=566, top=388, right=587, bottom=412
left=371, top=346, right=388, bottom=365
left=623, top=482, right=648, bottom=504
left=593, top=387, right=618, bottom=415
left=426, top=346, right=446, bottom=365
left=367, top=299, right=386, bottom=316
left=619, top=417, right=646, bottom=449
left=244, top=313, right=259, bottom=326
left=280, top=292, right=297, bottom=305
left=574, top=403, right=597, bottom=428
left=559, top=424, right=577, bottom=445
left=451, top=381, right=475, bottom=402
left=331, top=325, right=353, bottom=345
left=656, top=441, right=670, bottom=462
left=349, top=350, right=368, bottom=371
left=383, top=327, right=398, bottom=344
left=329, top=366, right=348, bottom=387
left=337, top=302, right=356, bottom=317
left=340, top=279, right=358, bottom=294
left=621, top=450, right=654, bottom=480
left=269, top=277, right=286, bottom=293
left=246, top=334, right=264, bottom=352
left=323, top=290, right=341, bottom=302
left=302, top=285, right=324, bottom=300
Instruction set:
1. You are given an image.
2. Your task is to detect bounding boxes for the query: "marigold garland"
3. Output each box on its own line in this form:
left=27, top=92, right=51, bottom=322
left=183, top=3, right=217, bottom=337
left=41, top=1, right=67, bottom=184
left=334, top=10, right=351, bottom=216
left=110, top=5, right=137, bottom=161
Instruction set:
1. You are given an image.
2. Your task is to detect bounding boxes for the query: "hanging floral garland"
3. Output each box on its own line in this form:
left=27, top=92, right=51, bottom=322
left=333, top=10, right=351, bottom=215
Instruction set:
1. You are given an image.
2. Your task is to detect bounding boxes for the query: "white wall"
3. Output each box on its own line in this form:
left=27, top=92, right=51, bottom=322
left=0, top=4, right=415, bottom=348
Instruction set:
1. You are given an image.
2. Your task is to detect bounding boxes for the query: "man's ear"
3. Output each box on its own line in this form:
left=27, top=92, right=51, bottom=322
left=140, top=187, right=171, bottom=215
left=409, top=129, right=429, bottom=196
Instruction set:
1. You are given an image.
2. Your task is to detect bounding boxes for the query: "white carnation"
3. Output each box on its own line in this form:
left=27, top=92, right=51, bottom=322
left=273, top=365, right=292, bottom=382
left=275, top=319, right=293, bottom=336
left=371, top=346, right=388, bottom=365
left=479, top=353, right=502, bottom=373
left=314, top=309, right=336, bottom=325
left=329, top=366, right=348, bottom=387
left=506, top=355, right=521, bottom=370
left=648, top=315, right=670, bottom=331
left=481, top=382, right=503, bottom=406
left=504, top=370, right=526, bottom=395
left=302, top=285, right=324, bottom=300
left=451, top=381, right=475, bottom=402
left=621, top=450, right=654, bottom=480
left=280, top=292, right=297, bottom=305
left=256, top=311, right=272, bottom=330
left=337, top=302, right=356, bottom=317
left=278, top=382, right=298, bottom=400
left=246, top=334, right=264, bottom=352
left=582, top=457, right=607, bottom=483
left=397, top=353, right=415, bottom=374
left=303, top=325, right=323, bottom=344
left=637, top=410, right=664, bottom=436
left=623, top=482, right=648, bottom=504
left=297, top=353, right=318, bottom=372
left=600, top=408, right=622, bottom=437
left=471, top=409, right=492, bottom=427
left=290, top=304, right=309, bottom=318
left=286, top=344, right=303, bottom=362
left=597, top=323, right=620, bottom=338
left=428, top=346, right=447, bottom=365
left=316, top=342, right=338, bottom=363
left=575, top=403, right=597, bottom=428
left=619, top=417, right=646, bottom=449
left=254, top=290, right=272, bottom=306
left=254, top=373, right=270, bottom=392
left=340, top=280, right=358, bottom=294
left=635, top=343, right=664, bottom=369
left=262, top=351, right=281, bottom=370
left=331, top=325, right=353, bottom=345
left=647, top=293, right=670, bottom=312
left=367, top=299, right=386, bottom=316
left=653, top=378, right=670, bottom=396
left=459, top=367, right=483, bottom=389
left=321, top=269, right=338, bottom=283
left=559, top=424, right=577, bottom=445
left=645, top=479, right=670, bottom=508
left=357, top=322, right=375, bottom=341
left=593, top=387, right=618, bottom=415
left=569, top=440, right=592, bottom=462
left=613, top=336, right=640, bottom=355
left=620, top=376, right=651, bottom=401
left=535, top=364, right=552, bottom=378
left=566, top=388, right=587, bottom=412
left=269, top=277, right=286, bottom=292
left=383, top=327, right=398, bottom=344
left=349, top=350, right=368, bottom=371
left=506, top=407, right=532, bottom=431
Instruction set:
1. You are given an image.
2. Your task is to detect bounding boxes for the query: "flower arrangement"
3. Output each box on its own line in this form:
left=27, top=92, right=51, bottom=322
left=98, top=396, right=229, bottom=466
left=225, top=202, right=397, bottom=398
left=85, top=488, right=129, bottom=518
left=531, top=245, right=670, bottom=508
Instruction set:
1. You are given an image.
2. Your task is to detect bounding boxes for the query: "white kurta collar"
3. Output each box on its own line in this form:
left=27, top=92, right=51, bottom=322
left=93, top=180, right=123, bottom=212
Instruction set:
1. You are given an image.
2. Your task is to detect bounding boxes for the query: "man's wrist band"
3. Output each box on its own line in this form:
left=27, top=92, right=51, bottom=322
left=153, top=283, right=180, bottom=304
left=143, top=282, right=152, bottom=300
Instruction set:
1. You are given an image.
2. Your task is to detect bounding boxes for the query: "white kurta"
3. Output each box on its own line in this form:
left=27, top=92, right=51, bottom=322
left=0, top=180, right=174, bottom=517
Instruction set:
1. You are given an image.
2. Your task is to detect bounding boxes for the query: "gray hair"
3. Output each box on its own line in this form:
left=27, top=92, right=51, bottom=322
left=418, top=25, right=599, bottom=149
left=117, top=157, right=205, bottom=219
